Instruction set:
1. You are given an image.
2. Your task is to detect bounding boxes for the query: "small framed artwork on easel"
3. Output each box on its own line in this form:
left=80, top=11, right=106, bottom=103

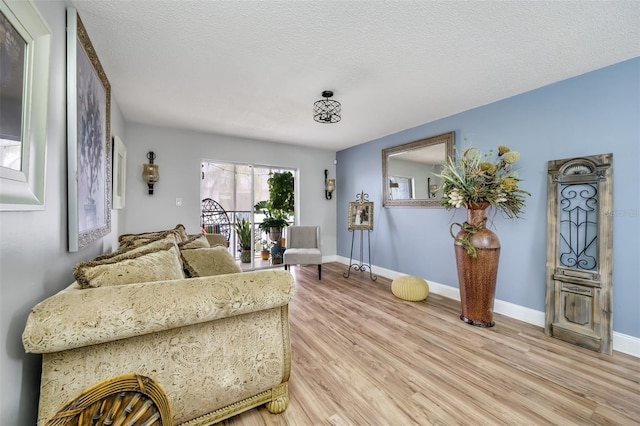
left=348, top=199, right=374, bottom=230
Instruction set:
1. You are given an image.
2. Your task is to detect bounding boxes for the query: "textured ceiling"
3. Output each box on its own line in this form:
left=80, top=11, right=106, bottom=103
left=68, top=1, right=640, bottom=151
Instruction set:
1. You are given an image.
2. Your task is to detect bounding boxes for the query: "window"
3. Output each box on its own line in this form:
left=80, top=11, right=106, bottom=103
left=0, top=0, right=51, bottom=210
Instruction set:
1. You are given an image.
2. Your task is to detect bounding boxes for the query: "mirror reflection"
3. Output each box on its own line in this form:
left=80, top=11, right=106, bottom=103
left=0, top=12, right=27, bottom=171
left=382, top=131, right=454, bottom=208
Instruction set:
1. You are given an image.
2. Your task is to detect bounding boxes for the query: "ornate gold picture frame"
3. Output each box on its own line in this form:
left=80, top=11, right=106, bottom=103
left=67, top=8, right=111, bottom=251
left=348, top=201, right=374, bottom=230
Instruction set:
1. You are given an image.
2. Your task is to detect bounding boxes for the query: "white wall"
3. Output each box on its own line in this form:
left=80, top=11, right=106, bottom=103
left=0, top=1, right=126, bottom=423
left=124, top=123, right=338, bottom=256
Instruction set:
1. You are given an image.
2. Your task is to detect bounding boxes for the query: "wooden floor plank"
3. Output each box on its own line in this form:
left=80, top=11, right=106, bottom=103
left=220, top=263, right=640, bottom=426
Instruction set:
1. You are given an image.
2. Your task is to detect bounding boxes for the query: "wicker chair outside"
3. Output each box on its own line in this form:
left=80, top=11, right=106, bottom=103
left=45, top=374, right=172, bottom=426
left=201, top=198, right=231, bottom=243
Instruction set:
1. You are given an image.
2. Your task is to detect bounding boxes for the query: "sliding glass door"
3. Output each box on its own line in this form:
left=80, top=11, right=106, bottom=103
left=200, top=161, right=294, bottom=269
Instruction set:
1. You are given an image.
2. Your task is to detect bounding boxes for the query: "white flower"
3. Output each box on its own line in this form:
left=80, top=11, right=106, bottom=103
left=447, top=190, right=464, bottom=208
left=503, top=151, right=520, bottom=164
left=495, top=192, right=507, bottom=203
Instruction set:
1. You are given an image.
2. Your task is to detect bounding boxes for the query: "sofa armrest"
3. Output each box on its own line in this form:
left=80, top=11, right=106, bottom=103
left=23, top=270, right=295, bottom=354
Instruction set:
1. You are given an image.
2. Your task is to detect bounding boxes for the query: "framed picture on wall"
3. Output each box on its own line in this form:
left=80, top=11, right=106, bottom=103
left=348, top=201, right=374, bottom=230
left=66, top=7, right=111, bottom=251
left=112, top=136, right=126, bottom=209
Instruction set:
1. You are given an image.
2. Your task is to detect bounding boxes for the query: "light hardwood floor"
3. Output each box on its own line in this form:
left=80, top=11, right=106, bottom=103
left=223, top=262, right=640, bottom=426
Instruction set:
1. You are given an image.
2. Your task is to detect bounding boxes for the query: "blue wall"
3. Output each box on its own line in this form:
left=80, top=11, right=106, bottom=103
left=337, top=57, right=639, bottom=338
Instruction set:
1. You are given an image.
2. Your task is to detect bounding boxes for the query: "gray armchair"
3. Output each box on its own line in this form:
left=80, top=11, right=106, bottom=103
left=284, top=226, right=322, bottom=279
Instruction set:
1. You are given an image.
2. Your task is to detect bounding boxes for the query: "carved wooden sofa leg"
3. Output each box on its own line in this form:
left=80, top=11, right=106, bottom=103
left=265, top=382, right=289, bottom=414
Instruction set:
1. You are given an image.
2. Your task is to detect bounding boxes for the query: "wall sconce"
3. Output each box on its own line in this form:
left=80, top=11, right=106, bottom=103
left=427, top=177, right=438, bottom=198
left=142, top=151, right=159, bottom=195
left=324, top=169, right=335, bottom=200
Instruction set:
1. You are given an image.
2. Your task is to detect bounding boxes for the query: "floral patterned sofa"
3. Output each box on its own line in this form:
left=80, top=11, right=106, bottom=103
left=22, top=225, right=295, bottom=425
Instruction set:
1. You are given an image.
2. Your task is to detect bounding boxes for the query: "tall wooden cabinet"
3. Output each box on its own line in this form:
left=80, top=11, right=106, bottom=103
left=545, top=154, right=613, bottom=354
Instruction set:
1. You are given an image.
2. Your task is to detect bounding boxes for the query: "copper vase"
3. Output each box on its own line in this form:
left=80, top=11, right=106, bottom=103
left=454, top=202, right=500, bottom=327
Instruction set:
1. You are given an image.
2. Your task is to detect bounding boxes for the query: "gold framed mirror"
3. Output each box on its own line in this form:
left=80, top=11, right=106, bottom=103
left=382, top=131, right=454, bottom=208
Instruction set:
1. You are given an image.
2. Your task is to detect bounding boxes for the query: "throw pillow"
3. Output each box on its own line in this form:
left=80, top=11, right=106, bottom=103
left=97, top=234, right=179, bottom=261
left=204, top=233, right=227, bottom=247
left=173, top=224, right=189, bottom=243
left=179, top=234, right=211, bottom=249
left=180, top=246, right=242, bottom=277
left=118, top=229, right=181, bottom=249
left=74, top=243, right=184, bottom=289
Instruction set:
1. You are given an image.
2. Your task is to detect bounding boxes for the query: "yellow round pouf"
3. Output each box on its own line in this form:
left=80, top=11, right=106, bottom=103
left=391, top=275, right=429, bottom=301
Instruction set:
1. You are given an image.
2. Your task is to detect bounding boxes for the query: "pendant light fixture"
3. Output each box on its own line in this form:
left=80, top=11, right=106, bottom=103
left=313, top=90, right=341, bottom=123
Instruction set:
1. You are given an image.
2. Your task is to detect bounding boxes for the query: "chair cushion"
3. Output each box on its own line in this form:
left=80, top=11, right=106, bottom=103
left=287, top=227, right=318, bottom=248
left=283, top=248, right=321, bottom=265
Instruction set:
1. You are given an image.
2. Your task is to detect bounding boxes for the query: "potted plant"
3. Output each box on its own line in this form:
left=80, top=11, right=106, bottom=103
left=254, top=171, right=294, bottom=242
left=439, top=145, right=530, bottom=327
left=271, top=250, right=283, bottom=265
left=266, top=171, right=294, bottom=213
left=255, top=202, right=289, bottom=241
left=260, top=239, right=270, bottom=260
left=233, top=217, right=252, bottom=263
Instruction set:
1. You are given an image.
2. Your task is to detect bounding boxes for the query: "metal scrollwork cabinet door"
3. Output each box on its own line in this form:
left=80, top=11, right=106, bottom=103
left=545, top=154, right=613, bottom=354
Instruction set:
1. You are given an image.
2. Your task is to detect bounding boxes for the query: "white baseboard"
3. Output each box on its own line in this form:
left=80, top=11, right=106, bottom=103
left=331, top=256, right=639, bottom=358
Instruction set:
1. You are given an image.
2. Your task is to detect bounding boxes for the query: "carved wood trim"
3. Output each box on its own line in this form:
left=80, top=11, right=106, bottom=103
left=545, top=153, right=613, bottom=354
